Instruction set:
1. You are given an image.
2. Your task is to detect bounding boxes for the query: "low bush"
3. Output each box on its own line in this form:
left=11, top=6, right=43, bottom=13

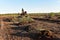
left=49, top=12, right=55, bottom=18
left=18, top=15, right=34, bottom=23
left=12, top=15, right=34, bottom=24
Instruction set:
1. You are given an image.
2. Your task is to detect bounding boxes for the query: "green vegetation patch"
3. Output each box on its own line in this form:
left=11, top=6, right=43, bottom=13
left=12, top=15, right=34, bottom=23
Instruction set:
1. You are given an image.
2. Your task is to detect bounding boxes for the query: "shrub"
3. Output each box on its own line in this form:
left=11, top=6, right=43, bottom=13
left=12, top=15, right=34, bottom=23
left=18, top=15, right=34, bottom=23
left=49, top=12, right=55, bottom=17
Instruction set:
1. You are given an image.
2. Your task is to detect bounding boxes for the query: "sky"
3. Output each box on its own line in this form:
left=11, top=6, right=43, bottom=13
left=0, top=0, right=60, bottom=14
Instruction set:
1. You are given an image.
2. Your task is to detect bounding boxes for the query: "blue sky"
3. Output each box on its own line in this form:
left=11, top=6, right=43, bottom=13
left=0, top=0, right=60, bottom=14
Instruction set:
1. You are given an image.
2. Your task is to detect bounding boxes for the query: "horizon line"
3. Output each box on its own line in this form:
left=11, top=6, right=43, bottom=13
left=0, top=12, right=60, bottom=14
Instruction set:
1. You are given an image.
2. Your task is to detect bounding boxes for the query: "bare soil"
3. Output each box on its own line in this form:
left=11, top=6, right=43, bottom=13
left=0, top=16, right=60, bottom=40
